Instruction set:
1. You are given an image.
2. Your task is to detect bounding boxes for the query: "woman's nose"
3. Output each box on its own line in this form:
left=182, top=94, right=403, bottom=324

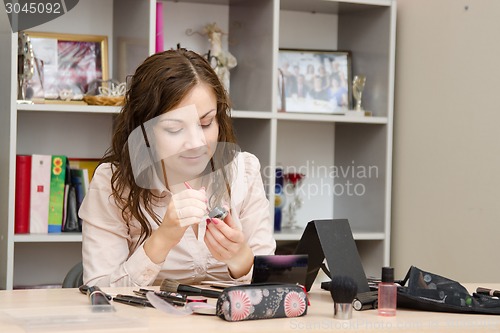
left=184, top=125, right=207, bottom=149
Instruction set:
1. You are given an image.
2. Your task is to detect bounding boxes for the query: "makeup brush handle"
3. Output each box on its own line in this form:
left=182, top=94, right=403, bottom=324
left=199, top=288, right=222, bottom=299
left=477, top=287, right=500, bottom=297
left=177, top=284, right=222, bottom=298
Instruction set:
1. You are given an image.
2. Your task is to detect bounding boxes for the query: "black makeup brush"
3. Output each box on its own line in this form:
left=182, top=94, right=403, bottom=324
left=330, top=275, right=358, bottom=320
left=160, top=279, right=222, bottom=299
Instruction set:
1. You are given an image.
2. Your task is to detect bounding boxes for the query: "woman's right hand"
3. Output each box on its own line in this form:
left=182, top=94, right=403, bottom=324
left=144, top=188, right=208, bottom=263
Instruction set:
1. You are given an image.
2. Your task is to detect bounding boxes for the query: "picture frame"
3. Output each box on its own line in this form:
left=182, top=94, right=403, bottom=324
left=23, top=31, right=109, bottom=103
left=277, top=49, right=352, bottom=114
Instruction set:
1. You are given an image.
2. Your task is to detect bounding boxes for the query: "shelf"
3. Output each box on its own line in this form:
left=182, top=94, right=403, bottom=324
left=17, top=103, right=121, bottom=114
left=13, top=231, right=384, bottom=243
left=170, top=0, right=392, bottom=10
left=280, top=0, right=392, bottom=14
left=16, top=106, right=387, bottom=124
left=231, top=110, right=388, bottom=124
left=14, top=234, right=83, bottom=243
left=274, top=229, right=385, bottom=241
left=231, top=110, right=273, bottom=119
left=14, top=230, right=384, bottom=243
left=275, top=112, right=388, bottom=124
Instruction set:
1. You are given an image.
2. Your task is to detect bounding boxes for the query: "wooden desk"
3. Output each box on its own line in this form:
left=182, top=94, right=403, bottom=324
left=1, top=284, right=499, bottom=332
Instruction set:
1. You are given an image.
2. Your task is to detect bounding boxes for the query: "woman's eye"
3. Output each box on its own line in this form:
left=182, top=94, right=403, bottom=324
left=201, top=119, right=214, bottom=128
left=163, top=127, right=182, bottom=134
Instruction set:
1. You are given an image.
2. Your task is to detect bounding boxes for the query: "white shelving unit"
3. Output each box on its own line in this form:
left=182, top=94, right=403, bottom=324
left=0, top=0, right=396, bottom=289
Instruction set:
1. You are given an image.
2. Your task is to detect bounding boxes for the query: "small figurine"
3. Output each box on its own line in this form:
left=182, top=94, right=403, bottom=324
left=352, top=75, right=366, bottom=111
left=202, top=22, right=237, bottom=91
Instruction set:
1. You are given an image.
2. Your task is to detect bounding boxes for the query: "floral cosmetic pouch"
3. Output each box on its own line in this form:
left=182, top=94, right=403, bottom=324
left=216, top=283, right=308, bottom=322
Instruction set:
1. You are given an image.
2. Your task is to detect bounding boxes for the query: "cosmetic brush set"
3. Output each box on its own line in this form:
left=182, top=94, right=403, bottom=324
left=109, top=279, right=222, bottom=310
left=80, top=284, right=189, bottom=309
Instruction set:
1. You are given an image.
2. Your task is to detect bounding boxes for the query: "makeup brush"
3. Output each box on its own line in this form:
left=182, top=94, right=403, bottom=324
left=160, top=279, right=222, bottom=299
left=330, top=275, right=358, bottom=320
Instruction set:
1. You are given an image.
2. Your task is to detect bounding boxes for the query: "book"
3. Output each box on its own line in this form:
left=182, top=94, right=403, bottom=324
left=69, top=167, right=89, bottom=231
left=62, top=183, right=80, bottom=232
left=70, top=168, right=88, bottom=201
left=81, top=168, right=90, bottom=194
left=63, top=160, right=80, bottom=232
left=68, top=158, right=99, bottom=182
left=15, top=155, right=32, bottom=234
left=70, top=169, right=84, bottom=206
left=48, top=155, right=67, bottom=233
left=62, top=182, right=69, bottom=230
left=61, top=158, right=71, bottom=231
left=30, top=154, right=51, bottom=234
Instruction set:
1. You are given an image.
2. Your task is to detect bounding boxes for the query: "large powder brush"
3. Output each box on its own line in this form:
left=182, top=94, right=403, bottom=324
left=330, top=275, right=358, bottom=319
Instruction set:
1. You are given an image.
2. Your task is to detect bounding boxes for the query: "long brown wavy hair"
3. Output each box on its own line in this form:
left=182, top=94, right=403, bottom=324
left=101, top=49, right=237, bottom=246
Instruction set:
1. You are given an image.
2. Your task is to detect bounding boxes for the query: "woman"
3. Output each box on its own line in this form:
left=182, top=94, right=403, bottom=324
left=80, top=49, right=276, bottom=287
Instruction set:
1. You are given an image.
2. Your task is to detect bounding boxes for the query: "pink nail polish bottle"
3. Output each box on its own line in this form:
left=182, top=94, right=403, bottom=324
left=378, top=267, right=397, bottom=317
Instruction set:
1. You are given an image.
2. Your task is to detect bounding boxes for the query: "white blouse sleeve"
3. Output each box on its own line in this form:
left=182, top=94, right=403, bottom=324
left=230, top=152, right=277, bottom=282
left=79, top=164, right=163, bottom=287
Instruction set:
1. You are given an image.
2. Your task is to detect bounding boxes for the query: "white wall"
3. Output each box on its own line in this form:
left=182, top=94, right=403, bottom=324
left=161, top=1, right=229, bottom=55
left=392, top=0, right=500, bottom=282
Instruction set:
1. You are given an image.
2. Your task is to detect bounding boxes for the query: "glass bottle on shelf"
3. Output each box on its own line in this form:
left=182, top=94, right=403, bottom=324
left=283, top=172, right=305, bottom=229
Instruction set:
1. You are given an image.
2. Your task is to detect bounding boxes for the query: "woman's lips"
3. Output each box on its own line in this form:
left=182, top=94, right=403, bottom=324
left=180, top=154, right=206, bottom=163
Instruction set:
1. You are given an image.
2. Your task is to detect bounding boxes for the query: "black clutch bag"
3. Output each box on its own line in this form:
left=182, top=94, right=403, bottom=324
left=216, top=284, right=308, bottom=322
left=397, top=266, right=500, bottom=315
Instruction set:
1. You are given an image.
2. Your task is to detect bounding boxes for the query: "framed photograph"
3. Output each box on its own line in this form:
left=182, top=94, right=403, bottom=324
left=277, top=49, right=352, bottom=114
left=24, top=31, right=109, bottom=102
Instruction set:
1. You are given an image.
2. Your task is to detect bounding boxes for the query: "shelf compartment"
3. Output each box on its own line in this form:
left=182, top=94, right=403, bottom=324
left=13, top=242, right=82, bottom=288
left=279, top=0, right=394, bottom=118
left=333, top=122, right=389, bottom=234
left=232, top=117, right=272, bottom=178
left=17, top=111, right=113, bottom=158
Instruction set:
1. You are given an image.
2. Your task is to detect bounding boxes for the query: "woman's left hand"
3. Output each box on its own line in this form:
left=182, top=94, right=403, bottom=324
left=204, top=211, right=253, bottom=278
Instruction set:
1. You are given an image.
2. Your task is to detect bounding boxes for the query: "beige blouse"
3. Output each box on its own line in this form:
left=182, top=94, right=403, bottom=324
left=80, top=152, right=276, bottom=287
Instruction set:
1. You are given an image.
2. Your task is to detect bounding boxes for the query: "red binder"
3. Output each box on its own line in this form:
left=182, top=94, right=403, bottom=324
left=15, top=155, right=32, bottom=234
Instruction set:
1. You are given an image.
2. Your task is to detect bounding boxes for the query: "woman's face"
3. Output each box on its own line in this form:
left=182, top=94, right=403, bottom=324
left=153, top=82, right=219, bottom=183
